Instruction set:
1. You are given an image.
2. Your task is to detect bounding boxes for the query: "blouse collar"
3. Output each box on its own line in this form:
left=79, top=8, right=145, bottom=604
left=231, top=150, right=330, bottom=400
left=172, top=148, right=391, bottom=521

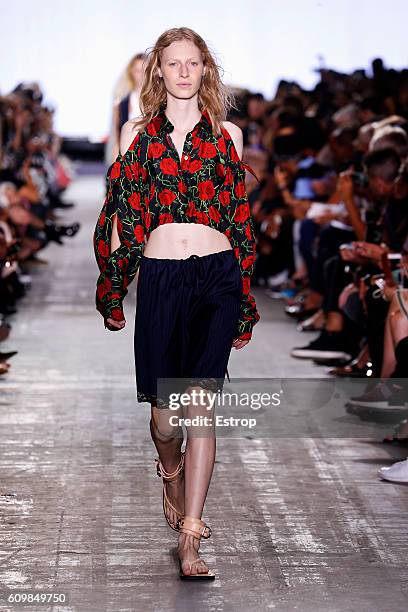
left=152, top=106, right=212, bottom=138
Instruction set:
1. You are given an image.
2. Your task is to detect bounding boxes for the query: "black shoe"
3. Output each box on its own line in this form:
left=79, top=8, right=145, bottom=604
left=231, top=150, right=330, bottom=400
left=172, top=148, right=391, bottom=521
left=313, top=356, right=351, bottom=367
left=0, top=304, right=17, bottom=316
left=291, top=330, right=355, bottom=361
left=60, top=222, right=80, bottom=237
left=52, top=200, right=75, bottom=209
left=0, top=350, right=18, bottom=362
left=44, top=220, right=80, bottom=244
left=44, top=220, right=64, bottom=244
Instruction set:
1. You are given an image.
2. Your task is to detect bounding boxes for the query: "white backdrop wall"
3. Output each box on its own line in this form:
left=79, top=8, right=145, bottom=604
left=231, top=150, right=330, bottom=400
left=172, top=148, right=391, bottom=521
left=2, top=0, right=407, bottom=138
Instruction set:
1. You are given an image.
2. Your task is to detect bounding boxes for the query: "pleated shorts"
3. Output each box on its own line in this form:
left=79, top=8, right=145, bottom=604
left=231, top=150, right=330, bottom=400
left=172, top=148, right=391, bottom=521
left=134, top=248, right=242, bottom=408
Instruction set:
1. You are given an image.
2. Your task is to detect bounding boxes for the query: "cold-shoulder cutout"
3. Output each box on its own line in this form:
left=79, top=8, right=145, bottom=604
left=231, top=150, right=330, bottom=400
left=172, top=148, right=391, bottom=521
left=221, top=121, right=244, bottom=161
left=119, top=117, right=143, bottom=159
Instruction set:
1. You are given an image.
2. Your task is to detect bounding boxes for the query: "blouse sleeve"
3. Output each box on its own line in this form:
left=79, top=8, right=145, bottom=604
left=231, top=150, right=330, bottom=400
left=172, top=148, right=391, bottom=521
left=224, top=156, right=261, bottom=341
left=93, top=154, right=146, bottom=323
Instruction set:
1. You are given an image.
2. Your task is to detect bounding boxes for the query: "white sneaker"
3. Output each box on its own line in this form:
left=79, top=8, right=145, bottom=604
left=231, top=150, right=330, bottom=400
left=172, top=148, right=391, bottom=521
left=378, top=458, right=408, bottom=483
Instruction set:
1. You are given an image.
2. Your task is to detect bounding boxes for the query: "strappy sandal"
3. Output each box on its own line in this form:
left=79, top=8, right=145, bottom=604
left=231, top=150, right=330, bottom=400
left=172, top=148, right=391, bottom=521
left=177, top=515, right=215, bottom=580
left=155, top=452, right=185, bottom=532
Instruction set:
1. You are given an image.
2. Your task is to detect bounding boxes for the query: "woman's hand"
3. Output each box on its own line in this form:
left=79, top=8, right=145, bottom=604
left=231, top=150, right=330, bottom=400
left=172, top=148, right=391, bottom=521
left=105, top=318, right=126, bottom=331
left=339, top=246, right=368, bottom=264
left=337, top=171, right=354, bottom=201
left=232, top=338, right=249, bottom=350
left=382, top=283, right=397, bottom=302
left=353, top=241, right=388, bottom=262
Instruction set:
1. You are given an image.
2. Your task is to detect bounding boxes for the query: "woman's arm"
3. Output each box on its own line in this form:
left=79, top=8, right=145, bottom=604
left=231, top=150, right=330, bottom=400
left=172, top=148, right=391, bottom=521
left=93, top=123, right=146, bottom=328
left=222, top=121, right=261, bottom=342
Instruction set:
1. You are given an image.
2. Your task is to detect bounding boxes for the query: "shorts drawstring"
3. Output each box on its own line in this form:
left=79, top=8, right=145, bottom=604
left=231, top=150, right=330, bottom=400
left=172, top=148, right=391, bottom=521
left=180, top=253, right=201, bottom=295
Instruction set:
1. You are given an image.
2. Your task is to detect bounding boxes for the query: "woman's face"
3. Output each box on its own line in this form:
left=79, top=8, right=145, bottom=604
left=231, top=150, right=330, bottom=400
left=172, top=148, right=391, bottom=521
left=130, top=59, right=145, bottom=87
left=158, top=39, right=205, bottom=101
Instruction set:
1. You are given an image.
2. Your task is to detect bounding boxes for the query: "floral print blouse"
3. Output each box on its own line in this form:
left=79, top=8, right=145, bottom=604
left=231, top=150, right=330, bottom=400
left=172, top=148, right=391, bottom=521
left=93, top=107, right=260, bottom=341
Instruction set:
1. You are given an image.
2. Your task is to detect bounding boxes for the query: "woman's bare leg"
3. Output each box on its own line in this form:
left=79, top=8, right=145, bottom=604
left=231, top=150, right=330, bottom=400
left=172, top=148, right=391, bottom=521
left=390, top=308, right=408, bottom=348
left=150, top=404, right=185, bottom=528
left=178, top=386, right=216, bottom=575
left=381, top=308, right=397, bottom=378
left=381, top=293, right=408, bottom=377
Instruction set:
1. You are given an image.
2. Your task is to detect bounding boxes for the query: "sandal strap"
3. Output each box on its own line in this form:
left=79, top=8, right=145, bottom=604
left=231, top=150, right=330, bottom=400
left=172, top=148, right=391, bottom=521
left=178, top=515, right=212, bottom=539
left=181, top=557, right=207, bottom=569
left=155, top=451, right=185, bottom=481
left=163, top=480, right=182, bottom=518
left=190, top=558, right=205, bottom=566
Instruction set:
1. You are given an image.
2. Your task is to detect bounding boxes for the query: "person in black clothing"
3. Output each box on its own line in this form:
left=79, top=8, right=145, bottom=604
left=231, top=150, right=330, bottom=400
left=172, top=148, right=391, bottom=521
left=291, top=148, right=407, bottom=364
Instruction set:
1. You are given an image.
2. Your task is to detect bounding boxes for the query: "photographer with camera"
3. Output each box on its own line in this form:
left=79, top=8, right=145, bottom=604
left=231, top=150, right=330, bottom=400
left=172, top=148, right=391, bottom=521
left=290, top=148, right=408, bottom=370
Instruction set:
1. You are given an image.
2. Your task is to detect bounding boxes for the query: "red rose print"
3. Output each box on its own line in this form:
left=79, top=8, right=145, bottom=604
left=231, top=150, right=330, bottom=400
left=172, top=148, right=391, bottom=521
left=238, top=332, right=252, bottom=341
left=134, top=225, right=144, bottom=243
left=224, top=167, right=233, bottom=186
left=186, top=201, right=197, bottom=217
left=189, top=159, right=202, bottom=174
left=159, top=189, right=177, bottom=206
left=198, top=180, right=215, bottom=200
left=128, top=192, right=142, bottom=210
left=195, top=211, right=210, bottom=225
left=242, top=277, right=250, bottom=295
left=160, top=157, right=178, bottom=175
left=230, top=145, right=240, bottom=163
left=234, top=181, right=246, bottom=199
left=192, top=135, right=201, bottom=149
left=148, top=142, right=166, bottom=158
left=218, top=191, right=230, bottom=206
left=208, top=206, right=221, bottom=223
left=216, top=163, right=225, bottom=178
left=159, top=213, right=173, bottom=224
left=98, top=239, right=110, bottom=258
left=111, top=308, right=124, bottom=321
left=148, top=117, right=161, bottom=136
left=130, top=161, right=140, bottom=178
left=145, top=212, right=152, bottom=229
left=233, top=203, right=249, bottom=223
left=242, top=254, right=254, bottom=270
left=218, top=137, right=227, bottom=155
left=199, top=142, right=217, bottom=158
left=245, top=223, right=252, bottom=241
left=94, top=108, right=259, bottom=338
left=110, top=162, right=121, bottom=180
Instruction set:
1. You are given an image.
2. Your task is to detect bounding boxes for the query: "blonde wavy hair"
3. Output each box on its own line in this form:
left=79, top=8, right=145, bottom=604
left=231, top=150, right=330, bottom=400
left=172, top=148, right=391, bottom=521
left=126, top=52, right=147, bottom=90
left=131, top=27, right=236, bottom=137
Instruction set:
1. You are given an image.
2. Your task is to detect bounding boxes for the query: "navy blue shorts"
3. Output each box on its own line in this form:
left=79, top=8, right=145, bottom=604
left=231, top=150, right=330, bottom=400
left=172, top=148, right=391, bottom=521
left=134, top=248, right=242, bottom=408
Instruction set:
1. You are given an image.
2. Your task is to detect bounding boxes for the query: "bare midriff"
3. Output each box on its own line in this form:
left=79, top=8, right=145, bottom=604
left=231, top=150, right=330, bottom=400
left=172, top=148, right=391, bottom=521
left=143, top=223, right=232, bottom=259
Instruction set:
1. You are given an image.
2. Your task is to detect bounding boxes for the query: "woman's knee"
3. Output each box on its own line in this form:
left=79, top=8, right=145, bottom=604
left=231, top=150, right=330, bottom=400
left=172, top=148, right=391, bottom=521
left=150, top=410, right=182, bottom=442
